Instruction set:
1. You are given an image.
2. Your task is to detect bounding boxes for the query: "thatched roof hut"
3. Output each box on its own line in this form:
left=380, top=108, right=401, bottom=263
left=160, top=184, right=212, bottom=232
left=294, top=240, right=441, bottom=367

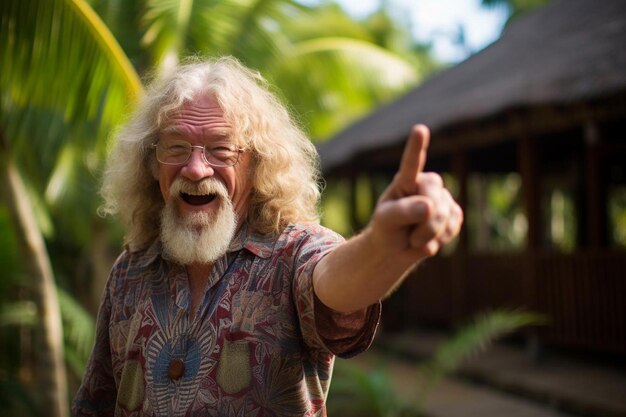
left=319, top=0, right=626, bottom=355
left=320, top=0, right=626, bottom=175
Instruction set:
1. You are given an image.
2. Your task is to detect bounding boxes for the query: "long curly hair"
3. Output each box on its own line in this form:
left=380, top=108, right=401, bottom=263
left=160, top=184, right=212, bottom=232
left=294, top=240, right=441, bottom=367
left=100, top=56, right=321, bottom=250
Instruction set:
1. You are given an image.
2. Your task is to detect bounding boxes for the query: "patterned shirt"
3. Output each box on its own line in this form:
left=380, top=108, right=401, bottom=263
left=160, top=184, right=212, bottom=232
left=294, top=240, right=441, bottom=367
left=73, top=223, right=381, bottom=417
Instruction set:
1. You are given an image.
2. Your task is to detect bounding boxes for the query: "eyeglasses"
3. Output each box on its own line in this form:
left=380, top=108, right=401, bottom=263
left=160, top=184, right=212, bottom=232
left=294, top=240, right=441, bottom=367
left=152, top=139, right=245, bottom=167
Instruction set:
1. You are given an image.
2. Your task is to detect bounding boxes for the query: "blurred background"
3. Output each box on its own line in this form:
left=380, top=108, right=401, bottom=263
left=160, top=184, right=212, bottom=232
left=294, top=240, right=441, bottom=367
left=2, top=0, right=625, bottom=416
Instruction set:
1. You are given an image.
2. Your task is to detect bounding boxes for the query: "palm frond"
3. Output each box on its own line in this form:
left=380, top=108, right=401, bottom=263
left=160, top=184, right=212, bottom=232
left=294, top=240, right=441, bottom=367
left=417, top=309, right=547, bottom=403
left=1, top=0, right=143, bottom=246
left=282, top=2, right=373, bottom=43
left=0, top=287, right=96, bottom=378
left=291, top=37, right=418, bottom=89
left=271, top=37, right=420, bottom=139
left=57, top=287, right=95, bottom=378
left=0, top=0, right=142, bottom=143
left=142, top=0, right=197, bottom=67
left=226, top=0, right=306, bottom=67
left=141, top=0, right=304, bottom=71
left=328, top=360, right=418, bottom=417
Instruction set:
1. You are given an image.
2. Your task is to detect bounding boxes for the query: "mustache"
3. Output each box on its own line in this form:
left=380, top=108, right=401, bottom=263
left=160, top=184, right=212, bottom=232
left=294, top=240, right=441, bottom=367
left=169, top=177, right=229, bottom=199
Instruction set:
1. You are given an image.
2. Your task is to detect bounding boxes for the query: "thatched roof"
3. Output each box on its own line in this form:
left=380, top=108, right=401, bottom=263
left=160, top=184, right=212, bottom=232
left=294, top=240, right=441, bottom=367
left=319, top=0, right=626, bottom=174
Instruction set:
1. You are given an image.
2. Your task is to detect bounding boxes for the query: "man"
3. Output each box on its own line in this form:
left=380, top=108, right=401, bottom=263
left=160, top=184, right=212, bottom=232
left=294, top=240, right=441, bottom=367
left=73, top=56, right=462, bottom=416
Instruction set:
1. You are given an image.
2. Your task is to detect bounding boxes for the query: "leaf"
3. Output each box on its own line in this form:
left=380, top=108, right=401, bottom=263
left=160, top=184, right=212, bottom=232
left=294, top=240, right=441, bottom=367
left=1, top=0, right=142, bottom=143
left=416, top=308, right=547, bottom=404
left=57, top=287, right=95, bottom=377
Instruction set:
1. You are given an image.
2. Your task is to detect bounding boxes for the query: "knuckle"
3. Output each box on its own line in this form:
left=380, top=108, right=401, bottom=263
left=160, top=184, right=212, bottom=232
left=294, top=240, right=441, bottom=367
left=421, top=172, right=443, bottom=186
left=423, top=240, right=440, bottom=257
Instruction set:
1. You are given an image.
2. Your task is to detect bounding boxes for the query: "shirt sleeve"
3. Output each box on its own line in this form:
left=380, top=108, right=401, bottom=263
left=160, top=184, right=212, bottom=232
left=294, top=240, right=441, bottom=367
left=72, top=255, right=123, bottom=416
left=313, top=293, right=381, bottom=358
left=290, top=224, right=381, bottom=359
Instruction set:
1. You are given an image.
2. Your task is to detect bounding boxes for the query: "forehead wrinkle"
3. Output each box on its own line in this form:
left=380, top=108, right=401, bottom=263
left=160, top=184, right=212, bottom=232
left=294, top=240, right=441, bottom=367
left=166, top=112, right=231, bottom=125
left=160, top=96, right=235, bottom=142
left=160, top=125, right=233, bottom=142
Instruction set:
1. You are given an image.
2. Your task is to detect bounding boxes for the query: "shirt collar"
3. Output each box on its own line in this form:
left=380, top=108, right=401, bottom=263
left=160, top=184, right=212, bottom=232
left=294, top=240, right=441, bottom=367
left=135, top=240, right=163, bottom=268
left=228, top=223, right=275, bottom=259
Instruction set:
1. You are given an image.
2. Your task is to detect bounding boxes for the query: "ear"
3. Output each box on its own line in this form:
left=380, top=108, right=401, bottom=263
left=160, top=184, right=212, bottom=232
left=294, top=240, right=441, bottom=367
left=146, top=143, right=160, bottom=180
left=149, top=158, right=160, bottom=180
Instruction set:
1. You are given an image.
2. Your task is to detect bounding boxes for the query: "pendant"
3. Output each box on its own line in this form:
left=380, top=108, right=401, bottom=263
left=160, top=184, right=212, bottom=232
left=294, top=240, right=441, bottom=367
left=168, top=358, right=185, bottom=380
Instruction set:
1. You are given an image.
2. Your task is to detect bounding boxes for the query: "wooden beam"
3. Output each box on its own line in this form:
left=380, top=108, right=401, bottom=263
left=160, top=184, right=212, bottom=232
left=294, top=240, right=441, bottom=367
left=584, top=122, right=607, bottom=248
left=518, top=133, right=541, bottom=248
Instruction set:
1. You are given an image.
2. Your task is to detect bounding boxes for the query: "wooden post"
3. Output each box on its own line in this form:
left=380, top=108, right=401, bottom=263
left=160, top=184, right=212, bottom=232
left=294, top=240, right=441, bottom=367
left=518, top=131, right=542, bottom=357
left=451, top=151, right=469, bottom=321
left=584, top=122, right=606, bottom=248
left=518, top=133, right=541, bottom=249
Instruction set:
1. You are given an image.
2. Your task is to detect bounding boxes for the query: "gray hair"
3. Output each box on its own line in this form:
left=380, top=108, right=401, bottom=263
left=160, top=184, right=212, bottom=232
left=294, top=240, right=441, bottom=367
left=100, top=56, right=321, bottom=250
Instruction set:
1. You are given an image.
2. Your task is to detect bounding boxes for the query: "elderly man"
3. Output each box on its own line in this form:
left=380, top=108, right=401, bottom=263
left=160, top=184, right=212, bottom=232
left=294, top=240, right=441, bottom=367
left=73, top=56, right=462, bottom=416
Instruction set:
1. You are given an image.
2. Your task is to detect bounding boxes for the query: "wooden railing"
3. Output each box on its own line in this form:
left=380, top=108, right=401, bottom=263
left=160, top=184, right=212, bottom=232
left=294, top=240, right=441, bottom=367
left=389, top=250, right=626, bottom=355
left=535, top=251, right=626, bottom=354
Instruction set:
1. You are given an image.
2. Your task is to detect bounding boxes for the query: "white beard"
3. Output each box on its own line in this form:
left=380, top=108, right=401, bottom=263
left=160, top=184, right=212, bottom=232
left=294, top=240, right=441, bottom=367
left=160, top=178, right=237, bottom=265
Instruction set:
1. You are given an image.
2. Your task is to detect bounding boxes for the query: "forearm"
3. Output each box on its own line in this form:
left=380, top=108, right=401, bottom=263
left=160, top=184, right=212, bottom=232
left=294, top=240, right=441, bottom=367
left=312, top=226, right=420, bottom=313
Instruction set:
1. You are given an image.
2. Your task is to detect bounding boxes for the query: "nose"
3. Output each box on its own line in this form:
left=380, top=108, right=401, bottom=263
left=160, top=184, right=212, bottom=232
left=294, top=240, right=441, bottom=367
left=180, top=147, right=215, bottom=180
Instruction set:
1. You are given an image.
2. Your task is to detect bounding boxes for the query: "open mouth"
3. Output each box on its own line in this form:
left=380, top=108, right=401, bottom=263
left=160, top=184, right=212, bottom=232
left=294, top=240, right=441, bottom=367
left=180, top=192, right=217, bottom=206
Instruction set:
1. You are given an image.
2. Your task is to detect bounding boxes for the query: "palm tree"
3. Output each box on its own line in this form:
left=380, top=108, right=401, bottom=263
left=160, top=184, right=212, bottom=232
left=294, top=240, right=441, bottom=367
left=0, top=1, right=141, bottom=416
left=120, top=0, right=426, bottom=139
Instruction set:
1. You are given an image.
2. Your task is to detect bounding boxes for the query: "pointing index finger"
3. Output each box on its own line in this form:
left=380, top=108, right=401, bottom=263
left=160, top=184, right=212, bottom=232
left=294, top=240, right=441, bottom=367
left=397, top=124, right=430, bottom=184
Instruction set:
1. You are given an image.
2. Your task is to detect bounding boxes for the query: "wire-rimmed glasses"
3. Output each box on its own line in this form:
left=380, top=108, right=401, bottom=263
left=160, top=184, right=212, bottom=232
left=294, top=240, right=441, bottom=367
left=152, top=139, right=244, bottom=168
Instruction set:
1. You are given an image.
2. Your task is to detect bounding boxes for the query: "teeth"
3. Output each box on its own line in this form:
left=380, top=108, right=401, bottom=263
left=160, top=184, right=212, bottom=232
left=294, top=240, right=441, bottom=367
left=180, top=191, right=216, bottom=197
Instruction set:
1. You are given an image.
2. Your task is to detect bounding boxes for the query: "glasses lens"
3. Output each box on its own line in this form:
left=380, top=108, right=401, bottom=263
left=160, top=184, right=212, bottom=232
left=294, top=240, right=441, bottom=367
left=155, top=140, right=241, bottom=167
left=157, top=140, right=191, bottom=164
left=205, top=143, right=240, bottom=167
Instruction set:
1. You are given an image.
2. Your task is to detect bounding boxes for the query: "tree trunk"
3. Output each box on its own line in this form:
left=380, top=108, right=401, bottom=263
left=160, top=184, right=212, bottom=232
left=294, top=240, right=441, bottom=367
left=2, top=156, right=68, bottom=417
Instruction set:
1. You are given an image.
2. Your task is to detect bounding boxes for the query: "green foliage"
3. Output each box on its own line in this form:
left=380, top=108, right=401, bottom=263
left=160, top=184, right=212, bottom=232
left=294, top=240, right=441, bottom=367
left=0, top=0, right=142, bottom=143
left=0, top=207, right=20, bottom=292
left=0, top=379, right=43, bottom=417
left=57, top=288, right=96, bottom=378
left=1, top=0, right=142, bottom=249
left=544, top=187, right=577, bottom=251
left=0, top=286, right=95, bottom=378
left=321, top=179, right=352, bottom=236
left=416, top=309, right=546, bottom=404
left=321, top=174, right=392, bottom=236
left=481, top=0, right=551, bottom=23
left=327, top=309, right=546, bottom=416
left=609, top=186, right=626, bottom=248
left=329, top=362, right=418, bottom=417
left=467, top=174, right=527, bottom=252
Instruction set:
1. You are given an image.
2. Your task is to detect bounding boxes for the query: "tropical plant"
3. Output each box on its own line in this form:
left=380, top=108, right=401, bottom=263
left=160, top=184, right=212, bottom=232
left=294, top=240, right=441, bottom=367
left=327, top=309, right=546, bottom=416
left=109, top=0, right=428, bottom=140
left=329, top=363, right=417, bottom=417
left=1, top=0, right=141, bottom=415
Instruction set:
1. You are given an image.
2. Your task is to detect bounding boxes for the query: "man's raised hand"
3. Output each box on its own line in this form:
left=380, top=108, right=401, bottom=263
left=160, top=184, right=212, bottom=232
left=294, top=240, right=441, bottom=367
left=370, top=124, right=463, bottom=264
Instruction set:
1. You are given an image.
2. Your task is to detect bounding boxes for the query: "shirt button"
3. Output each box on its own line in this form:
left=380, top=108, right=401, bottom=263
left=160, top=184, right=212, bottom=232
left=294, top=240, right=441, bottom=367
left=168, top=358, right=185, bottom=380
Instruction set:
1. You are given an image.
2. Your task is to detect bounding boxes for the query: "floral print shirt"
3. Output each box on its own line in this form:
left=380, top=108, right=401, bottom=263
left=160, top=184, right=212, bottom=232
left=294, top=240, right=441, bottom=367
left=73, top=223, right=381, bottom=417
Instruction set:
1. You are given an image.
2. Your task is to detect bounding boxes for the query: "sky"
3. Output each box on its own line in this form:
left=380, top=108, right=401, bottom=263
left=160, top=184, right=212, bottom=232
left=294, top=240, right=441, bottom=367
left=333, top=0, right=509, bottom=63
